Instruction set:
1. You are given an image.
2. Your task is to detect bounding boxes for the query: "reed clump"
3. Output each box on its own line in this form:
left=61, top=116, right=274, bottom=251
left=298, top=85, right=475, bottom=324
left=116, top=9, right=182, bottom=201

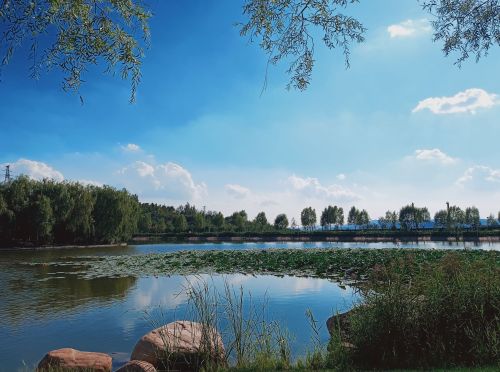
left=334, top=252, right=500, bottom=370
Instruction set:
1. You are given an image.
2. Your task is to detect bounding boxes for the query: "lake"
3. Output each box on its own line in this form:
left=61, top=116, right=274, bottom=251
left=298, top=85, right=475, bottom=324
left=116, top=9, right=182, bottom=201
left=0, top=243, right=368, bottom=371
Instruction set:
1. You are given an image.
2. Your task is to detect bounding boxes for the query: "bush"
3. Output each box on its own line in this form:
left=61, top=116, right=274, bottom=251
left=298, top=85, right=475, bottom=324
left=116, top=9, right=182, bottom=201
left=344, top=253, right=500, bottom=369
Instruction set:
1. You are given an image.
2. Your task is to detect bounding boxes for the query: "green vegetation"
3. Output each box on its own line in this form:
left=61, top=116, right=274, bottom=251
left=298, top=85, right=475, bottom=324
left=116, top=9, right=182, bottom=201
left=2, top=178, right=500, bottom=247
left=330, top=253, right=500, bottom=370
left=0, top=176, right=140, bottom=246
left=25, top=248, right=499, bottom=282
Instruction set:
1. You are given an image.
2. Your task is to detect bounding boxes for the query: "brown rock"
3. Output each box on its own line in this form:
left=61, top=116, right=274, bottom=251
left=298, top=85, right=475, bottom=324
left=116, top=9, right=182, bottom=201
left=116, top=360, right=157, bottom=372
left=131, top=321, right=225, bottom=371
left=37, top=348, right=112, bottom=372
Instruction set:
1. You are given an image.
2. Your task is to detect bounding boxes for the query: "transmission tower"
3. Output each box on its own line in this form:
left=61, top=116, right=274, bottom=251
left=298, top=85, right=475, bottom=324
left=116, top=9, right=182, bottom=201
left=4, top=165, right=11, bottom=183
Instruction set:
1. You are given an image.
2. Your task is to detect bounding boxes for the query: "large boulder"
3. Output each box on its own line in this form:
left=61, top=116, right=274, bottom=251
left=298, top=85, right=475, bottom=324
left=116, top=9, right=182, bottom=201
left=37, top=348, right=112, bottom=372
left=131, top=321, right=226, bottom=371
left=116, top=360, right=157, bottom=372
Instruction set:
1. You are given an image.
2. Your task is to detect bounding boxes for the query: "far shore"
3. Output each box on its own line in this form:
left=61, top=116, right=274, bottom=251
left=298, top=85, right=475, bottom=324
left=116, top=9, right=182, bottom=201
left=132, top=232, right=500, bottom=244
left=0, top=242, right=128, bottom=251
left=2, top=230, right=500, bottom=251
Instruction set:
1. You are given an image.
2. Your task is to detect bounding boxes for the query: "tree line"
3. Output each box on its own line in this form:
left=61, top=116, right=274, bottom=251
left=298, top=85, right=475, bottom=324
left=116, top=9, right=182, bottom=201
left=1, top=178, right=499, bottom=246
left=0, top=176, right=140, bottom=245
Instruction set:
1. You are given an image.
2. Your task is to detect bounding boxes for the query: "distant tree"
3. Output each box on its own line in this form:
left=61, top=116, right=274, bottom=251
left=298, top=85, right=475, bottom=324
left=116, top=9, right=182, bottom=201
left=301, top=207, right=317, bottom=231
left=416, top=207, right=431, bottom=229
left=290, top=217, right=298, bottom=230
left=138, top=212, right=153, bottom=233
left=448, top=205, right=465, bottom=231
left=435, top=203, right=465, bottom=232
left=465, top=206, right=481, bottom=230
left=34, top=195, right=54, bottom=243
left=434, top=210, right=448, bottom=228
left=173, top=214, right=188, bottom=232
left=193, top=212, right=205, bottom=232
left=213, top=212, right=225, bottom=231
left=274, top=213, right=289, bottom=230
left=356, top=209, right=370, bottom=228
left=230, top=211, right=247, bottom=232
left=336, top=207, right=344, bottom=227
left=487, top=214, right=498, bottom=227
left=92, top=186, right=140, bottom=243
left=253, top=211, right=269, bottom=231
left=320, top=208, right=329, bottom=230
left=386, top=210, right=399, bottom=230
left=399, top=203, right=430, bottom=230
left=378, top=216, right=388, bottom=230
left=347, top=206, right=358, bottom=225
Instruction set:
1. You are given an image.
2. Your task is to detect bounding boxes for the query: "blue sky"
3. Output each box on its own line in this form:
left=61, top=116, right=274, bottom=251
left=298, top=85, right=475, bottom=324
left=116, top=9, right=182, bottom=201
left=1, top=0, right=499, bottom=222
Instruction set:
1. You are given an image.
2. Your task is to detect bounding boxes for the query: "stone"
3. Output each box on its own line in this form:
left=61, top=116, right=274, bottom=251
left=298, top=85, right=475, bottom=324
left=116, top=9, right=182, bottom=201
left=116, top=360, right=157, bottom=372
left=37, top=348, right=112, bottom=371
left=326, top=310, right=353, bottom=341
left=131, top=321, right=225, bottom=371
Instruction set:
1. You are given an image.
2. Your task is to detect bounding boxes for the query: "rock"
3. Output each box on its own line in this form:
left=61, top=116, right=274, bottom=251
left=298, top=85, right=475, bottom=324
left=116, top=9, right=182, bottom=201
left=131, top=321, right=226, bottom=371
left=37, top=348, right=112, bottom=372
left=326, top=310, right=355, bottom=341
left=116, top=360, right=157, bottom=372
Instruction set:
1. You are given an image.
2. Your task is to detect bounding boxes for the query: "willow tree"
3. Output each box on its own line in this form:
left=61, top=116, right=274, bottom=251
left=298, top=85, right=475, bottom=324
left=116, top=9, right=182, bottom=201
left=2, top=1, right=498, bottom=99
left=0, top=0, right=150, bottom=102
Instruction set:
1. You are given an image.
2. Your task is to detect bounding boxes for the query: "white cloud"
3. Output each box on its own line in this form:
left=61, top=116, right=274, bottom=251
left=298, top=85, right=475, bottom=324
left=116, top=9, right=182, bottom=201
left=412, top=88, right=499, bottom=115
left=5, top=159, right=64, bottom=181
left=336, top=173, right=346, bottom=181
left=414, top=149, right=457, bottom=165
left=131, top=161, right=155, bottom=177
left=225, top=184, right=250, bottom=199
left=387, top=19, right=431, bottom=38
left=118, top=161, right=207, bottom=201
left=456, top=165, right=500, bottom=188
left=121, top=143, right=141, bottom=152
left=288, top=174, right=360, bottom=202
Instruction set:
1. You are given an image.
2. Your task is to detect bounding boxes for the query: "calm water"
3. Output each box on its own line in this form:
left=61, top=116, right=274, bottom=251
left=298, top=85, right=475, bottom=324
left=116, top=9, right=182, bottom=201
left=0, top=243, right=367, bottom=371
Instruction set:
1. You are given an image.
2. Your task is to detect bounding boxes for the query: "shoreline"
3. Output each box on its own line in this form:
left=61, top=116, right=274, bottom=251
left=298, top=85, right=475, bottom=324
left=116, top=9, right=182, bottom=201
left=2, top=234, right=500, bottom=251
left=0, top=242, right=128, bottom=252
left=132, top=234, right=500, bottom=244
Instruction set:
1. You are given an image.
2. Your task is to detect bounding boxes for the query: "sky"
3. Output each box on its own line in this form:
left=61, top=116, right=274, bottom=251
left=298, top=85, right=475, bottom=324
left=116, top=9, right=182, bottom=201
left=1, top=0, right=499, bottom=222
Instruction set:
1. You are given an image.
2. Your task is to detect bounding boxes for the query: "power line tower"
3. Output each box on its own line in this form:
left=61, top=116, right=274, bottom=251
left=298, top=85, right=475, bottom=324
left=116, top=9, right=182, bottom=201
left=4, top=165, right=11, bottom=183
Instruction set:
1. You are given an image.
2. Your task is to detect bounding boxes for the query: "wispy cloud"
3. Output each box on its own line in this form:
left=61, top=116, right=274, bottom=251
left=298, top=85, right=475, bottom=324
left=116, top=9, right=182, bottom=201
left=387, top=19, right=431, bottom=38
left=413, top=88, right=499, bottom=115
left=121, top=143, right=141, bottom=152
left=288, top=174, right=360, bottom=202
left=456, top=165, right=500, bottom=188
left=225, top=184, right=250, bottom=199
left=414, top=149, right=457, bottom=165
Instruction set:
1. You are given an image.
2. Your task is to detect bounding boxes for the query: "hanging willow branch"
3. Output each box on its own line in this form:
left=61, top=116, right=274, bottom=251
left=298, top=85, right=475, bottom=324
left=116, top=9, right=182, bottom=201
left=0, top=0, right=150, bottom=102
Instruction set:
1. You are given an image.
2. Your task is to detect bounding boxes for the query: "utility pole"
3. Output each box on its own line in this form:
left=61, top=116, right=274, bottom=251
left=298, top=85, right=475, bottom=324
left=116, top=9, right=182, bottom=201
left=3, top=165, right=11, bottom=183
